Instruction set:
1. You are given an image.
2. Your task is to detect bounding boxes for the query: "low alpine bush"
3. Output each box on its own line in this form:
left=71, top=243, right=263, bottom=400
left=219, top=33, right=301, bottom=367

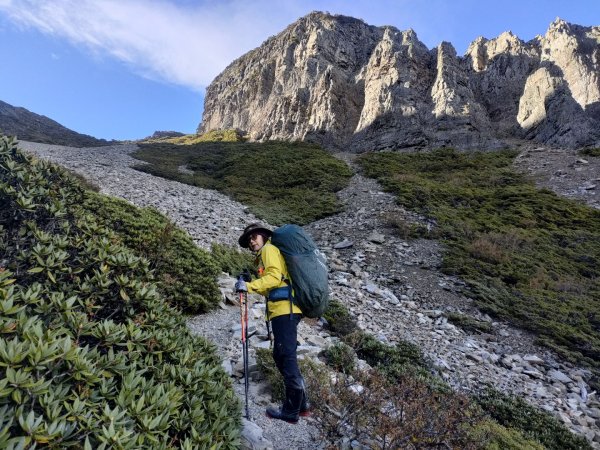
left=344, top=330, right=432, bottom=383
left=0, top=137, right=240, bottom=448
left=579, top=148, right=600, bottom=157
left=359, top=148, right=600, bottom=386
left=323, top=342, right=356, bottom=374
left=322, top=299, right=358, bottom=337
left=446, top=313, right=493, bottom=334
left=82, top=193, right=222, bottom=314
left=304, top=362, right=483, bottom=449
left=475, top=387, right=592, bottom=450
left=132, top=140, right=353, bottom=225
left=210, top=242, right=255, bottom=278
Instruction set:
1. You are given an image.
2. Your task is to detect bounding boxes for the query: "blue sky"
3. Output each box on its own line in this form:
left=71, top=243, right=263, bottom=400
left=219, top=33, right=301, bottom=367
left=0, top=0, right=598, bottom=141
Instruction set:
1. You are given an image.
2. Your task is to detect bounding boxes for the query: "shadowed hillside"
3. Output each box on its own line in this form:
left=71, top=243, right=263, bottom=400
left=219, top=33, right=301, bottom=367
left=0, top=100, right=113, bottom=147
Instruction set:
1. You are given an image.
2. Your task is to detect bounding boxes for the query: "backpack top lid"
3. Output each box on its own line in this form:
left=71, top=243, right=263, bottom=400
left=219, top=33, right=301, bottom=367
left=272, top=224, right=316, bottom=255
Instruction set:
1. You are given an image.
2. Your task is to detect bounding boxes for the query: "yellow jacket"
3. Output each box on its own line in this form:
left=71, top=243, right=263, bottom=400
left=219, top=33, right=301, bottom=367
left=247, top=241, right=302, bottom=319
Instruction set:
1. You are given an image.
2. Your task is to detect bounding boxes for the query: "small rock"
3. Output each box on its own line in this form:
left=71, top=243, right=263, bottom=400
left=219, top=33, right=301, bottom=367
left=588, top=408, right=600, bottom=419
left=334, top=239, right=354, bottom=249
left=250, top=340, right=272, bottom=350
left=523, top=354, right=545, bottom=365
left=423, top=309, right=443, bottom=318
left=349, top=383, right=364, bottom=394
left=367, top=231, right=385, bottom=244
left=363, top=242, right=378, bottom=252
left=500, top=357, right=514, bottom=369
left=548, top=369, right=574, bottom=384
left=466, top=353, right=483, bottom=363
left=221, top=359, right=233, bottom=376
left=364, top=283, right=379, bottom=294
left=523, top=369, right=544, bottom=379
left=306, top=335, right=328, bottom=347
left=383, top=290, right=400, bottom=305
left=296, top=345, right=321, bottom=356
left=535, top=386, right=549, bottom=398
left=240, top=418, right=273, bottom=450
left=349, top=263, right=362, bottom=276
left=403, top=300, right=417, bottom=309
left=558, top=411, right=573, bottom=425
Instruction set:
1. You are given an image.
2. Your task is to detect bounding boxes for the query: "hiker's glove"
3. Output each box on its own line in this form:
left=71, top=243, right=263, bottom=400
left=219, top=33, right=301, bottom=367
left=235, top=280, right=247, bottom=293
left=240, top=269, right=252, bottom=282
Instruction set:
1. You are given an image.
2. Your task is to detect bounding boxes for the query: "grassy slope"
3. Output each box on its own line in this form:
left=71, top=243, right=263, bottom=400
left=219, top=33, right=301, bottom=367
left=358, top=149, right=600, bottom=379
left=131, top=140, right=353, bottom=225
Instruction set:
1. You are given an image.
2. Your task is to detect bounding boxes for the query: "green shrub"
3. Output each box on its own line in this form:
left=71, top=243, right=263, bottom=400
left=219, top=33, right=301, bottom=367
left=380, top=211, right=436, bottom=239
left=210, top=243, right=255, bottom=278
left=322, top=299, right=358, bottom=337
left=344, top=331, right=432, bottom=383
left=255, top=348, right=285, bottom=402
left=255, top=347, right=315, bottom=403
left=359, top=149, right=600, bottom=382
left=324, top=342, right=356, bottom=374
left=447, top=313, right=493, bottom=334
left=142, top=129, right=246, bottom=145
left=82, top=193, right=221, bottom=314
left=0, top=136, right=240, bottom=448
left=579, top=148, right=600, bottom=157
left=258, top=294, right=571, bottom=449
left=476, top=388, right=592, bottom=450
left=470, top=420, right=545, bottom=450
left=132, top=140, right=353, bottom=225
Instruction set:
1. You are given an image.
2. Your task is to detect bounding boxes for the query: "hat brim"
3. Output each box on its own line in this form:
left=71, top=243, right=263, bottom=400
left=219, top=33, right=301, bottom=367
left=238, top=227, right=272, bottom=248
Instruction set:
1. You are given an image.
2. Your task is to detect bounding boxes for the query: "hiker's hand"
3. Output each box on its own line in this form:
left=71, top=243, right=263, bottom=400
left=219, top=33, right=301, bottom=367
left=240, top=269, right=252, bottom=282
left=235, top=280, right=247, bottom=293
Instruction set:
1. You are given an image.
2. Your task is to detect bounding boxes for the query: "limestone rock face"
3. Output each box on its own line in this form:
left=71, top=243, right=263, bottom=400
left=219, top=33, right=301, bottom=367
left=516, top=19, right=600, bottom=147
left=429, top=42, right=500, bottom=149
left=465, top=32, right=540, bottom=135
left=200, top=12, right=600, bottom=151
left=351, top=28, right=434, bottom=149
left=200, top=13, right=380, bottom=150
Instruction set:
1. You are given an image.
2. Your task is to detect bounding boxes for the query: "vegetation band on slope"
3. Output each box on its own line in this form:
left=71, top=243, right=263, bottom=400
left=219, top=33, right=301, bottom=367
left=82, top=193, right=224, bottom=314
left=0, top=137, right=240, bottom=448
left=358, top=148, right=600, bottom=386
left=132, top=139, right=353, bottom=225
left=312, top=299, right=591, bottom=449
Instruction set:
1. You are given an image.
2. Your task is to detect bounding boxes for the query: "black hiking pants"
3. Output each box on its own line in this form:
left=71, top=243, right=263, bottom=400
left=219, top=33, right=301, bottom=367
left=271, top=313, right=304, bottom=391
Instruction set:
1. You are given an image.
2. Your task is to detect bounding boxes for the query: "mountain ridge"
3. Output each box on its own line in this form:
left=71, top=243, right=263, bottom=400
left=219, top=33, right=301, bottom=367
left=0, top=99, right=112, bottom=147
left=199, top=12, right=600, bottom=151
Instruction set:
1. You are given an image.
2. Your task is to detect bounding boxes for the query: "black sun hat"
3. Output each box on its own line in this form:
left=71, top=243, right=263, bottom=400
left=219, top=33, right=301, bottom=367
left=238, top=223, right=272, bottom=248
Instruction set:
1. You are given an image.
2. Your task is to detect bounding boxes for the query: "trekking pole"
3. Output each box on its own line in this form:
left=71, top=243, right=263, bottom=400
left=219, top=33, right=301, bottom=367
left=266, top=320, right=273, bottom=349
left=238, top=277, right=250, bottom=420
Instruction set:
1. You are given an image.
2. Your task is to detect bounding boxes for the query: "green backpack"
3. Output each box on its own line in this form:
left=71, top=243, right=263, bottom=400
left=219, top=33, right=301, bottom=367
left=271, top=224, right=329, bottom=318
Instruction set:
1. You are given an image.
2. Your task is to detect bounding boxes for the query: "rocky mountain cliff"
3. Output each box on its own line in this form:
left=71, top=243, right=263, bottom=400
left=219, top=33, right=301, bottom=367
left=0, top=100, right=111, bottom=147
left=199, top=12, right=600, bottom=151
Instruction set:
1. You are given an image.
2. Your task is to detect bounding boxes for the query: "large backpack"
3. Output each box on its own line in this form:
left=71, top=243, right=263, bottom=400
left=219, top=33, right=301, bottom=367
left=271, top=224, right=329, bottom=318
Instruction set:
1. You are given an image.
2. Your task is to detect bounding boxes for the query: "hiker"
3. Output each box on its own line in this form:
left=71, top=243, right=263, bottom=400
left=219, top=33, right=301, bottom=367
left=235, top=223, right=310, bottom=423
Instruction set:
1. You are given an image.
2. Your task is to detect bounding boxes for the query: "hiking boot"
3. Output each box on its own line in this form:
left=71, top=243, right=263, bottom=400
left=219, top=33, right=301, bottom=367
left=299, top=389, right=310, bottom=417
left=266, top=388, right=303, bottom=424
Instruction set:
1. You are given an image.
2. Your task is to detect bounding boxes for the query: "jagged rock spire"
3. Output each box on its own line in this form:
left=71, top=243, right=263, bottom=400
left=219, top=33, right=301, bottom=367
left=200, top=12, right=600, bottom=150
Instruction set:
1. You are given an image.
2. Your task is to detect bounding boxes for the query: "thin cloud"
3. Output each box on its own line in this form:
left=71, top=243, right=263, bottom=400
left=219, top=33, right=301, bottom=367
left=0, top=0, right=289, bottom=90
left=0, top=0, right=444, bottom=91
